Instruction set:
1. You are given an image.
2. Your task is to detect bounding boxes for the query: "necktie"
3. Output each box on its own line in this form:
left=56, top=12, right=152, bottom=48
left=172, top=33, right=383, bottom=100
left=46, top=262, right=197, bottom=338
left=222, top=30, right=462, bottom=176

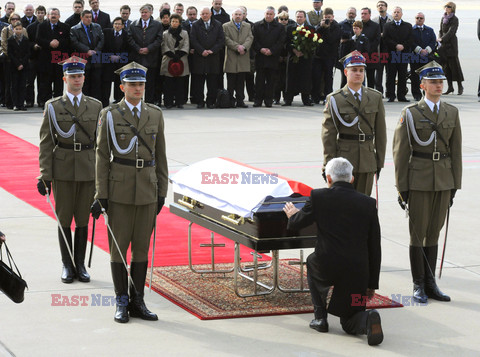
left=115, top=31, right=119, bottom=37
left=205, top=22, right=209, bottom=30
left=143, top=21, right=147, bottom=29
left=94, top=12, right=98, bottom=22
left=419, top=26, right=424, bottom=31
left=73, top=96, right=79, bottom=112
left=235, top=22, right=241, bottom=31
left=396, top=21, right=400, bottom=26
left=132, top=107, right=139, bottom=124
left=433, top=104, right=438, bottom=115
left=354, top=92, right=361, bottom=105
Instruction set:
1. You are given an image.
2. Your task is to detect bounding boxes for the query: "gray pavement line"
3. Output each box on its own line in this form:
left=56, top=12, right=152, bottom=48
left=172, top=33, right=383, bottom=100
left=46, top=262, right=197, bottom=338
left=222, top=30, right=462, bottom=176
left=0, top=340, right=15, bottom=357
left=15, top=286, right=114, bottom=294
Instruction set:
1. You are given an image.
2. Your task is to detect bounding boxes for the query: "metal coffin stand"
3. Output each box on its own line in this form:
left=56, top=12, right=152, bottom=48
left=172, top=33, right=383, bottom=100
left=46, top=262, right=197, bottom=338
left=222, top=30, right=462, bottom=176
left=170, top=202, right=317, bottom=298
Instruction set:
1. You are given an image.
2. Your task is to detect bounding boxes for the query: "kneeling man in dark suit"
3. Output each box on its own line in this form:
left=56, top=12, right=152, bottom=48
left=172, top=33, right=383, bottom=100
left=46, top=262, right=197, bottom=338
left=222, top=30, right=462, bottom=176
left=284, top=157, right=383, bottom=346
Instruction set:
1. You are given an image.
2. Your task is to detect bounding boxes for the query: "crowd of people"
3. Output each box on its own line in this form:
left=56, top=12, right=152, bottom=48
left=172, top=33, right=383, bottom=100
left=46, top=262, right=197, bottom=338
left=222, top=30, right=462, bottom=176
left=0, top=0, right=470, bottom=111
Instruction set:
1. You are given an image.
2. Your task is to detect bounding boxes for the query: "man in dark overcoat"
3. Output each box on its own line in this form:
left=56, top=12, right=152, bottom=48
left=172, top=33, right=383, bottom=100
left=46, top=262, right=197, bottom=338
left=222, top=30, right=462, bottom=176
left=284, top=157, right=383, bottom=346
left=189, top=7, right=225, bottom=108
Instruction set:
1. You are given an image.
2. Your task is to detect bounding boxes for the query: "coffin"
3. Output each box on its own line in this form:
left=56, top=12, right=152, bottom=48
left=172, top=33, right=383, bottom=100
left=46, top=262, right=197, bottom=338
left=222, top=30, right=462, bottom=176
left=170, top=157, right=317, bottom=239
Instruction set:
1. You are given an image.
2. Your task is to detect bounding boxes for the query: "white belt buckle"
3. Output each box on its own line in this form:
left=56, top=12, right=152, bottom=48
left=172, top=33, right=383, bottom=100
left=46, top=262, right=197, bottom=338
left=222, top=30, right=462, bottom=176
left=432, top=152, right=440, bottom=161
left=136, top=159, right=144, bottom=168
left=359, top=133, right=365, bottom=142
left=74, top=143, right=82, bottom=152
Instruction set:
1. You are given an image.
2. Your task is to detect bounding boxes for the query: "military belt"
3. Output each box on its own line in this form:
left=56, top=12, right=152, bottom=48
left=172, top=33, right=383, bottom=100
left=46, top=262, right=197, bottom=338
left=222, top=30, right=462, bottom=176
left=412, top=151, right=449, bottom=161
left=57, top=142, right=94, bottom=151
left=112, top=157, right=155, bottom=169
left=339, top=133, right=374, bottom=142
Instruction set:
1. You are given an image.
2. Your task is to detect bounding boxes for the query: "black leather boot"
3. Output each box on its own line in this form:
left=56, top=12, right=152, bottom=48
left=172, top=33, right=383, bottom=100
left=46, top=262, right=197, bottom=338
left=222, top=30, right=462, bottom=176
left=74, top=226, right=90, bottom=282
left=443, top=79, right=454, bottom=95
left=129, top=261, right=158, bottom=321
left=424, top=246, right=451, bottom=301
left=309, top=287, right=329, bottom=332
left=111, top=262, right=129, bottom=323
left=409, top=246, right=428, bottom=304
left=58, top=227, right=76, bottom=283
left=457, top=82, right=464, bottom=95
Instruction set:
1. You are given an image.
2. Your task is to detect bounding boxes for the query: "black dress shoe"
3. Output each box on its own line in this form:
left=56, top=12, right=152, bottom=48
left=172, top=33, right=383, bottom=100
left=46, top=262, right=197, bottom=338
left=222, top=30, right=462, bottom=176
left=253, top=102, right=262, bottom=107
left=413, top=283, right=428, bottom=304
left=196, top=103, right=205, bottom=109
left=165, top=104, right=173, bottom=109
left=281, top=102, right=292, bottom=106
left=207, top=104, right=215, bottom=109
left=309, top=318, right=329, bottom=333
left=176, top=104, right=184, bottom=109
left=443, top=88, right=454, bottom=95
left=7, top=106, right=14, bottom=110
left=26, top=102, right=34, bottom=108
left=13, top=107, right=20, bottom=111
left=236, top=102, right=248, bottom=108
left=457, top=86, right=464, bottom=95
left=387, top=98, right=395, bottom=102
left=303, top=102, right=314, bottom=106
left=20, top=107, right=27, bottom=111
left=366, top=310, right=383, bottom=346
left=129, top=295, right=158, bottom=321
left=273, top=100, right=280, bottom=105
left=265, top=102, right=272, bottom=108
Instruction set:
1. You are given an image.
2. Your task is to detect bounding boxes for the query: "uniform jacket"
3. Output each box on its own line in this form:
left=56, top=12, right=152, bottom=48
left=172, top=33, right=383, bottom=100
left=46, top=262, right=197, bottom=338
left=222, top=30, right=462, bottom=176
left=127, top=17, right=163, bottom=68
left=252, top=19, right=286, bottom=70
left=70, top=22, right=104, bottom=65
left=383, top=20, right=413, bottom=53
left=223, top=20, right=253, bottom=73
left=92, top=10, right=111, bottom=29
left=160, top=28, right=190, bottom=77
left=412, top=24, right=436, bottom=56
left=189, top=18, right=225, bottom=74
left=439, top=15, right=459, bottom=57
left=38, top=94, right=102, bottom=182
left=392, top=98, right=462, bottom=192
left=95, top=99, right=168, bottom=205
left=306, top=10, right=323, bottom=27
left=288, top=181, right=381, bottom=317
left=35, top=20, right=70, bottom=68
left=7, top=35, right=30, bottom=69
left=322, top=85, right=387, bottom=173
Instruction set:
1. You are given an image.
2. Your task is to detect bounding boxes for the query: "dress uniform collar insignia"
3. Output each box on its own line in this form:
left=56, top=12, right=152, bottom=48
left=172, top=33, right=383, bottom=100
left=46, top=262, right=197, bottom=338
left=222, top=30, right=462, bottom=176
left=416, top=61, right=446, bottom=80
left=58, top=56, right=87, bottom=75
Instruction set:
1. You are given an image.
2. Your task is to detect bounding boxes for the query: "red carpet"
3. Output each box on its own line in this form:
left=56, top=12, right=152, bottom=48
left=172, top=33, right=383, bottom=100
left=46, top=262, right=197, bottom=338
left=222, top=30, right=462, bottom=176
left=148, top=261, right=403, bottom=320
left=0, top=129, right=268, bottom=266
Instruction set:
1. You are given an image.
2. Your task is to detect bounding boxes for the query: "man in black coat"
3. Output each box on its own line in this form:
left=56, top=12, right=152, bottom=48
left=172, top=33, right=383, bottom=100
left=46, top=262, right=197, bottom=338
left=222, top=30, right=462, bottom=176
left=127, top=4, right=162, bottom=104
left=70, top=10, right=104, bottom=101
left=35, top=8, right=70, bottom=108
left=383, top=6, right=413, bottom=102
left=211, top=0, right=229, bottom=90
left=189, top=7, right=225, bottom=108
left=0, top=1, right=14, bottom=23
left=360, top=8, right=380, bottom=89
left=101, top=16, right=128, bottom=106
left=20, top=4, right=36, bottom=28
left=89, top=0, right=111, bottom=29
left=182, top=6, right=198, bottom=103
left=65, top=0, right=84, bottom=28
left=338, top=7, right=356, bottom=38
left=26, top=5, right=46, bottom=107
left=252, top=6, right=286, bottom=107
left=284, top=157, right=383, bottom=346
left=283, top=10, right=316, bottom=106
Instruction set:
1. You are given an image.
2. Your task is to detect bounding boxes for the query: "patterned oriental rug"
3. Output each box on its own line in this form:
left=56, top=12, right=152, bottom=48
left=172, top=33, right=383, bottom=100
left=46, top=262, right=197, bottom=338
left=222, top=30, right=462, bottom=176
left=147, top=261, right=403, bottom=320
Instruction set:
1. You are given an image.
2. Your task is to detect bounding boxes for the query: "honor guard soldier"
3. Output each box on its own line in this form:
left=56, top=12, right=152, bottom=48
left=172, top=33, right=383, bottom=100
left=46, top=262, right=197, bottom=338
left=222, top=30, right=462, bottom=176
left=393, top=61, right=462, bottom=304
left=322, top=51, right=387, bottom=196
left=91, top=62, right=168, bottom=323
left=37, top=56, right=102, bottom=284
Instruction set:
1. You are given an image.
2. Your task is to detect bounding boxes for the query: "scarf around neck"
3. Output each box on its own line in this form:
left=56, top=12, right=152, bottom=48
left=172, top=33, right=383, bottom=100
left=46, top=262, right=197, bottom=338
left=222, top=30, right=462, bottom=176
left=168, top=26, right=182, bottom=48
left=442, top=12, right=454, bottom=25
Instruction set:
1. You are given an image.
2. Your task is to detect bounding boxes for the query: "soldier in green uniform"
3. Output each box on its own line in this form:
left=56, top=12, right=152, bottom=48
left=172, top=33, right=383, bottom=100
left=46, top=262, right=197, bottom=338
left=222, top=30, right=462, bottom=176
left=91, top=62, right=168, bottom=323
left=322, top=51, right=387, bottom=196
left=393, top=61, right=462, bottom=304
left=37, top=56, right=102, bottom=284
left=306, top=0, right=323, bottom=27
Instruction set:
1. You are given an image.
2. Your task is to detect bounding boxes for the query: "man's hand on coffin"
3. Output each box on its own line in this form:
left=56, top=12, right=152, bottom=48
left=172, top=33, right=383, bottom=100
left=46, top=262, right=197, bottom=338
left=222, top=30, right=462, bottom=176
left=157, top=197, right=165, bottom=215
left=283, top=202, right=299, bottom=219
left=91, top=199, right=108, bottom=219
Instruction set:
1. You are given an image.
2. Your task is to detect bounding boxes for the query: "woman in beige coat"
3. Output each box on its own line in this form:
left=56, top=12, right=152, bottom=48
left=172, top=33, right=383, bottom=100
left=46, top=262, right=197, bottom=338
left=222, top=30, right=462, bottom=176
left=223, top=9, right=253, bottom=107
left=160, top=13, right=190, bottom=108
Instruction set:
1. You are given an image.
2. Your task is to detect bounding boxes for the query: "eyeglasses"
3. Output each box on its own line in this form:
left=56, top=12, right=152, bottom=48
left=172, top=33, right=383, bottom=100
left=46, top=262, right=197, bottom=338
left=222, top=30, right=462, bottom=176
left=10, top=18, right=20, bottom=21
left=416, top=17, right=424, bottom=19
left=279, top=18, right=288, bottom=21
left=445, top=5, right=452, bottom=8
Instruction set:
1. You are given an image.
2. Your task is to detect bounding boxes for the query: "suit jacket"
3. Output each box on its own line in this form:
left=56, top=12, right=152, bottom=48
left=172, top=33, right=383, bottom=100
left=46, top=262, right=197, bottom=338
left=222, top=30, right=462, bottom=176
left=181, top=19, right=196, bottom=34
left=35, top=20, right=70, bottom=68
left=127, top=17, right=163, bottom=68
left=21, top=15, right=37, bottom=28
left=7, top=36, right=30, bottom=69
left=315, top=20, right=342, bottom=59
left=70, top=22, right=104, bottom=60
left=92, top=10, right=111, bottom=29
left=372, top=14, right=394, bottom=52
left=211, top=7, right=230, bottom=25
left=439, top=15, right=459, bottom=57
left=65, top=13, right=81, bottom=28
left=252, top=19, right=286, bottom=70
left=122, top=19, right=132, bottom=31
left=361, top=20, right=380, bottom=55
left=189, top=18, right=225, bottom=74
left=288, top=181, right=381, bottom=317
left=322, top=85, right=387, bottom=173
left=38, top=94, right=102, bottom=182
left=223, top=20, right=253, bottom=73
left=102, top=28, right=129, bottom=53
left=412, top=24, right=436, bottom=56
left=95, top=99, right=168, bottom=204
left=393, top=99, right=462, bottom=192
left=383, top=20, right=413, bottom=53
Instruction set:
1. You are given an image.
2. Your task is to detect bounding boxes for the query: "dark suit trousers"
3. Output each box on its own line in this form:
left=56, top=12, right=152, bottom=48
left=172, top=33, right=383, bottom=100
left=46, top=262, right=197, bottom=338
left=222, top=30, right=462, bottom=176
left=164, top=76, right=185, bottom=106
left=226, top=72, right=246, bottom=103
left=10, top=67, right=26, bottom=108
left=101, top=63, right=122, bottom=107
left=2, top=61, right=12, bottom=107
left=192, top=73, right=218, bottom=105
left=26, top=59, right=37, bottom=104
left=245, top=71, right=255, bottom=101
left=145, top=67, right=159, bottom=104
left=366, top=67, right=376, bottom=89
left=375, top=62, right=387, bottom=96
left=312, top=57, right=335, bottom=102
left=307, top=252, right=369, bottom=335
left=410, top=61, right=423, bottom=98
left=255, top=67, right=276, bottom=104
left=386, top=60, right=408, bottom=99
left=84, top=65, right=102, bottom=101
left=38, top=62, right=63, bottom=105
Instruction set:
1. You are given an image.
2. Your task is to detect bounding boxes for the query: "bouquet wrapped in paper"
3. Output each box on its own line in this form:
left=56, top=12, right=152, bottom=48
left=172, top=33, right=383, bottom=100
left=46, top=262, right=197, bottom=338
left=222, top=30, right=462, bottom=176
left=291, top=25, right=323, bottom=63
